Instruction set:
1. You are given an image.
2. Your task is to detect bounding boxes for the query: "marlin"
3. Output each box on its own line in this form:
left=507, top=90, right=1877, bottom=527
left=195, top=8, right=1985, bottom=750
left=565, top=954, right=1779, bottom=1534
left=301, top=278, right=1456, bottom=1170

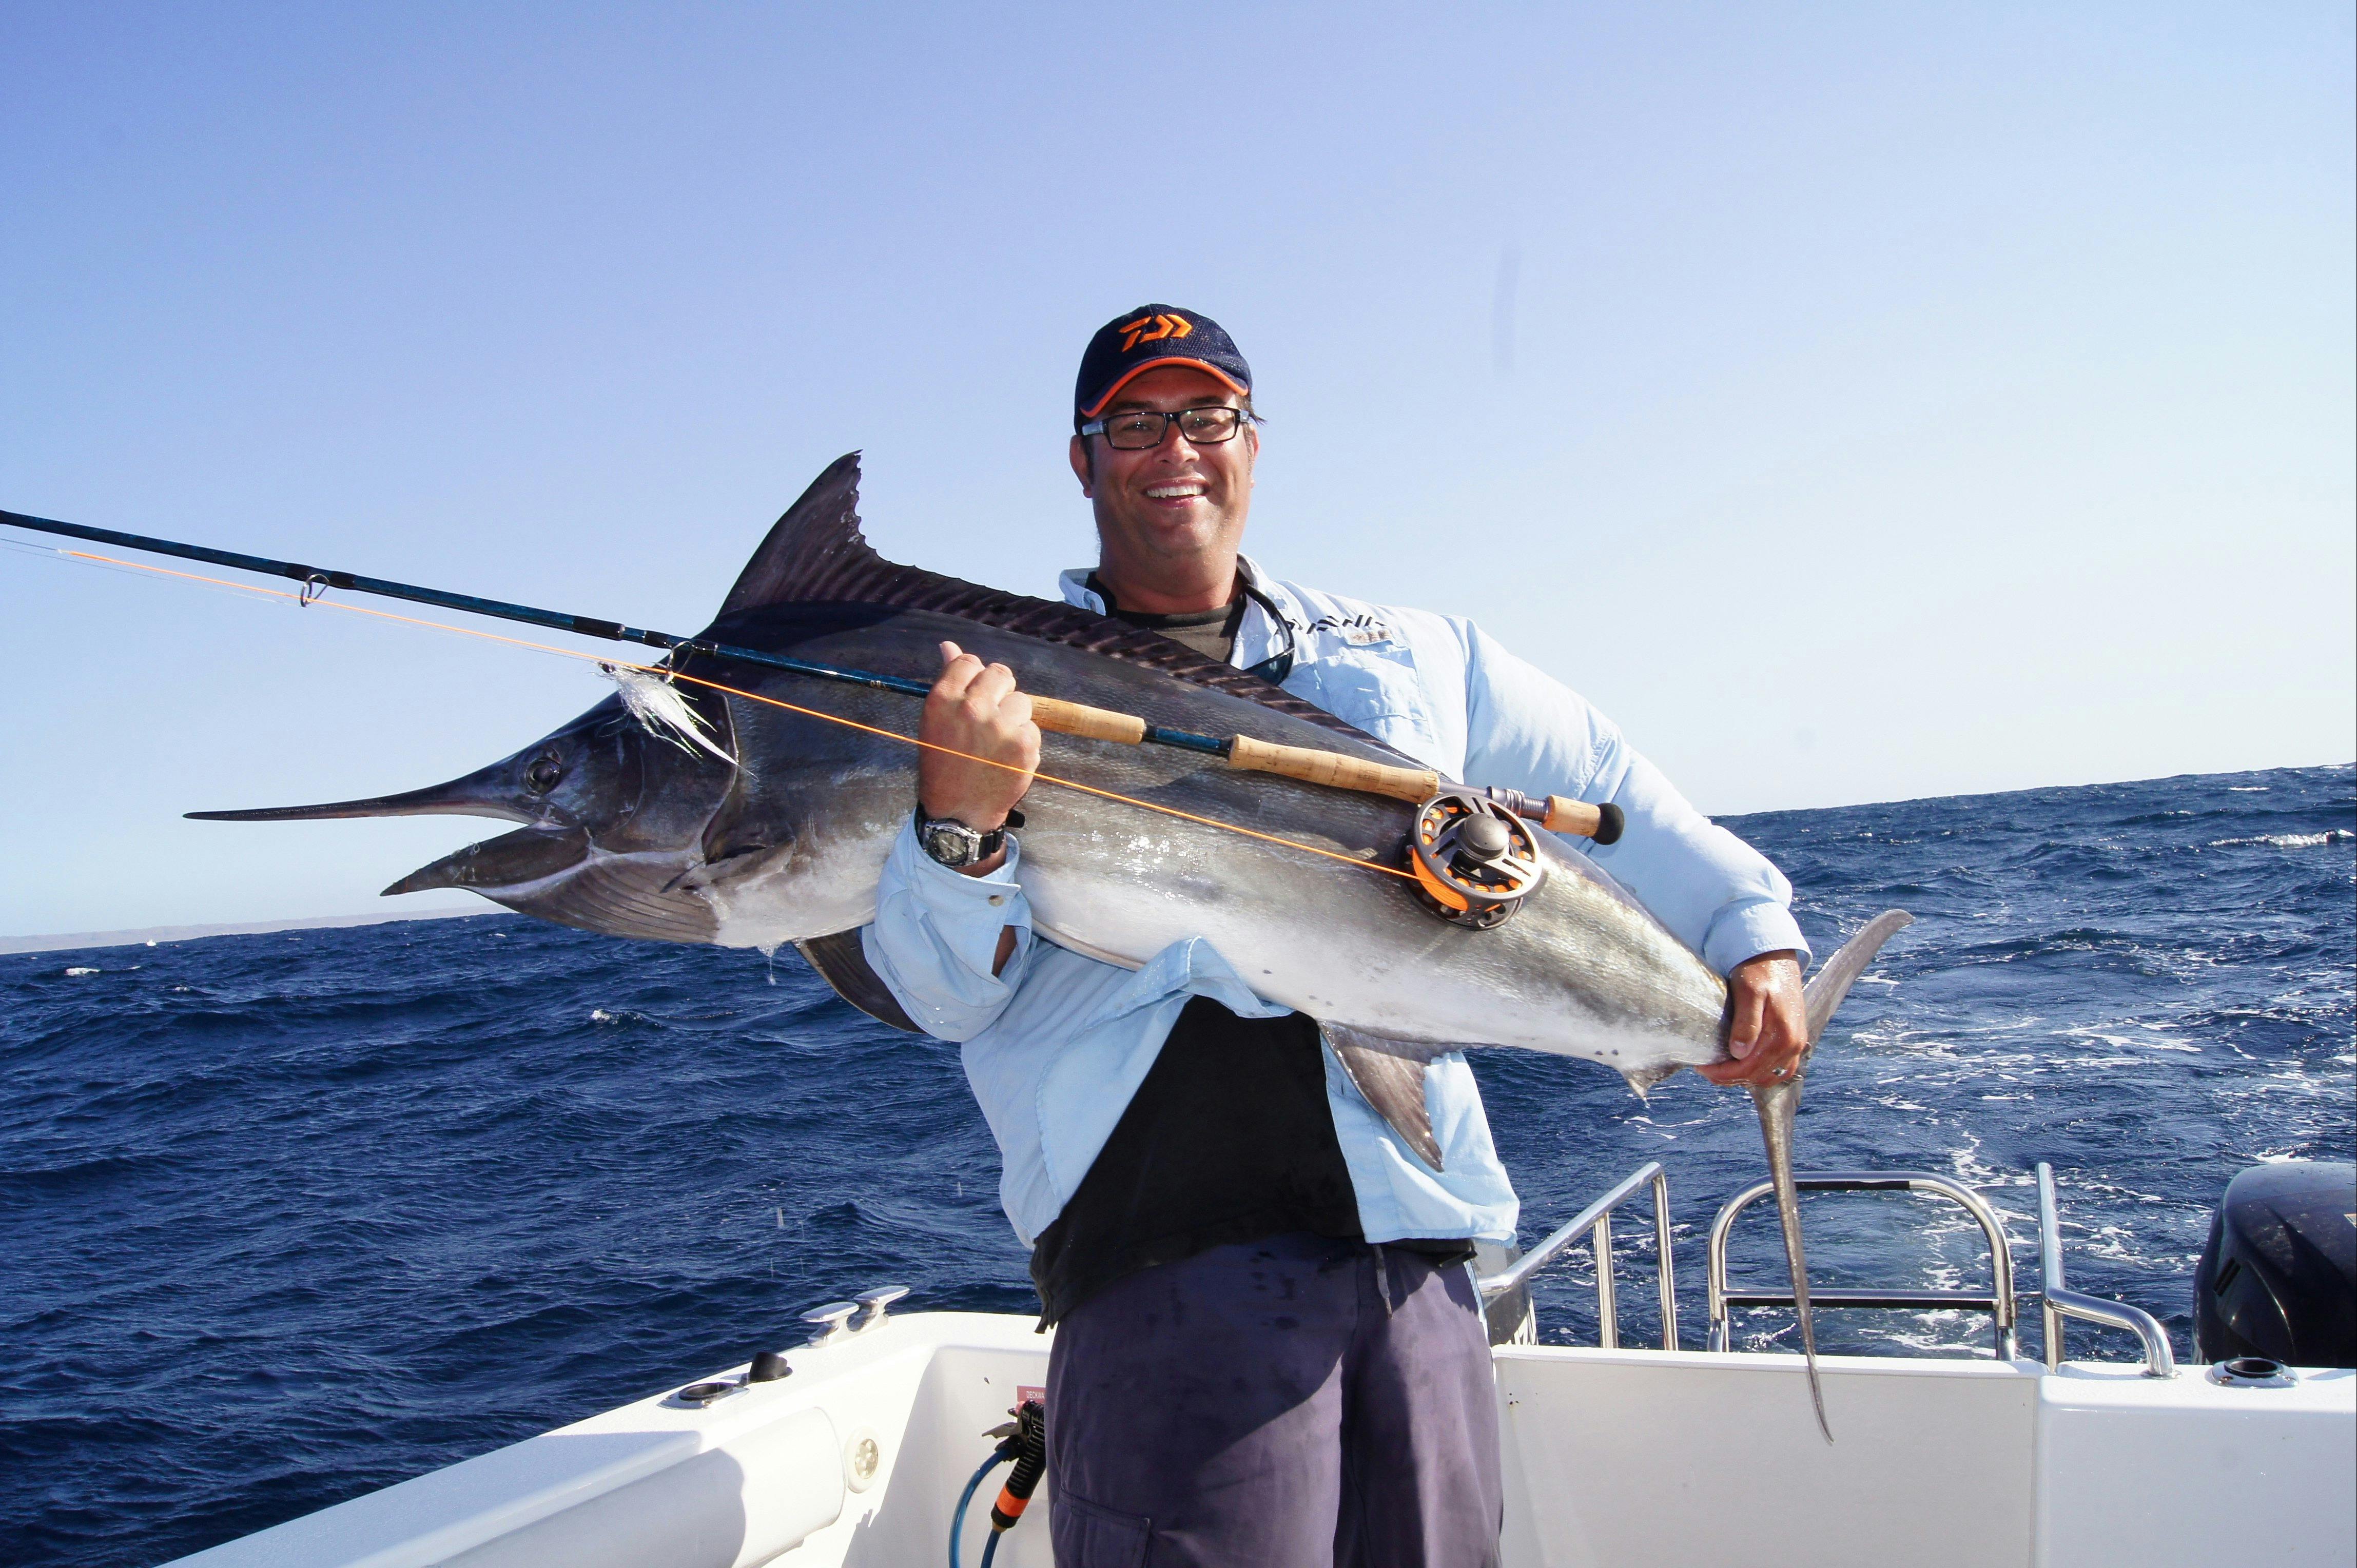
left=184, top=455, right=1911, bottom=1438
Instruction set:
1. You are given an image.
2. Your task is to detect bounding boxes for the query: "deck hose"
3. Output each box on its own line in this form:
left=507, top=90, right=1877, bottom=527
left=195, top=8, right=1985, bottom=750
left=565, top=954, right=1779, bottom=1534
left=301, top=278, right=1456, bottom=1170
left=951, top=1397, right=1046, bottom=1568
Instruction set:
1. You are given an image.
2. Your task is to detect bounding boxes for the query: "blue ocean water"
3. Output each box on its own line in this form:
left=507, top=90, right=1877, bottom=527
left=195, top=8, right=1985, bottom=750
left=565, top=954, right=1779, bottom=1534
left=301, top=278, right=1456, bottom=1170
left=2, top=763, right=2350, bottom=1566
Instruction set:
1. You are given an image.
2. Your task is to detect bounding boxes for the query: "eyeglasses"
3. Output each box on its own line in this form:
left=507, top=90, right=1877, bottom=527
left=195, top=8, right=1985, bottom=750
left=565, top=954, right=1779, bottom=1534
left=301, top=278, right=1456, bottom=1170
left=1079, top=405, right=1249, bottom=450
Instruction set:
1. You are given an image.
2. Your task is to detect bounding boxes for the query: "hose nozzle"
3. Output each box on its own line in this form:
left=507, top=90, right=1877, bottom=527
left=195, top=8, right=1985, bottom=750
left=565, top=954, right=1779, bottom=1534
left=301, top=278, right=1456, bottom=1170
left=989, top=1397, right=1047, bottom=1532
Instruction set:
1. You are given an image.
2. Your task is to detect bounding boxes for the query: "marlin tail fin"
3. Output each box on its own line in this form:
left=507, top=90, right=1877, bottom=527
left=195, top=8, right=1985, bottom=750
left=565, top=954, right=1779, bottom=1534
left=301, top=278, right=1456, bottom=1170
left=1761, top=908, right=1914, bottom=1444
left=1801, top=909, right=1915, bottom=1046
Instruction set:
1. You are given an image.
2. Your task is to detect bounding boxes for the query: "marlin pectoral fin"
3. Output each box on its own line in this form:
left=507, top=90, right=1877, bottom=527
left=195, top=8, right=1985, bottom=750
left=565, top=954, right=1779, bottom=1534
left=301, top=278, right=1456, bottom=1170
left=796, top=930, right=921, bottom=1034
left=698, top=773, right=790, bottom=867
left=1320, top=1022, right=1451, bottom=1170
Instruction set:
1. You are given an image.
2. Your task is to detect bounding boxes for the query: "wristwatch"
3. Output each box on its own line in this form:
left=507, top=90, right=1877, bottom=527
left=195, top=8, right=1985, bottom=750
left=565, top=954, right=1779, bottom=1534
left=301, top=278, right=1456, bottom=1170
left=916, top=807, right=1010, bottom=870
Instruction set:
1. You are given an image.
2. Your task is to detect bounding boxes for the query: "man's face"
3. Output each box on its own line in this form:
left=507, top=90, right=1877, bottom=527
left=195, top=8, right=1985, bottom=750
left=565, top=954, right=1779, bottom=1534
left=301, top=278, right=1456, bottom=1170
left=1068, top=364, right=1257, bottom=587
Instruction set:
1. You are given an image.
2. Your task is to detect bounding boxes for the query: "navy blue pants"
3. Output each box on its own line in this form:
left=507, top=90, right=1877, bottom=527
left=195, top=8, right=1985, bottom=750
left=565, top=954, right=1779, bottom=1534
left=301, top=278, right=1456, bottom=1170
left=1044, top=1232, right=1504, bottom=1567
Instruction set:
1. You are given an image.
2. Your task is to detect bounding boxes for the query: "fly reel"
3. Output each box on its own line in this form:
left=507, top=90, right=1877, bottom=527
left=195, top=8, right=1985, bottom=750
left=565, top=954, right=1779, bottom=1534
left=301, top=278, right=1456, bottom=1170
left=1408, top=789, right=1547, bottom=929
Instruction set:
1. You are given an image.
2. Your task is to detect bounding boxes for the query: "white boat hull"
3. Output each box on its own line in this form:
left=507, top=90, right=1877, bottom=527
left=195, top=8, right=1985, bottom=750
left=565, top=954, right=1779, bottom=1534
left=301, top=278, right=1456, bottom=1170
left=162, top=1309, right=2355, bottom=1568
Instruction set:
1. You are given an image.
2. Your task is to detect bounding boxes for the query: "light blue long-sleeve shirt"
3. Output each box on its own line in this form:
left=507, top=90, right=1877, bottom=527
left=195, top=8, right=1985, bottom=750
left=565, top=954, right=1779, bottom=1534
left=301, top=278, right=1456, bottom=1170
left=862, top=558, right=1809, bottom=1248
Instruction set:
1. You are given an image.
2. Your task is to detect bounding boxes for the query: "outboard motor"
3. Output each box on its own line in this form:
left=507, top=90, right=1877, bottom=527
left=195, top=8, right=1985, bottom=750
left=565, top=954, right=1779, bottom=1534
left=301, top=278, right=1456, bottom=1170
left=2193, top=1161, right=2356, bottom=1368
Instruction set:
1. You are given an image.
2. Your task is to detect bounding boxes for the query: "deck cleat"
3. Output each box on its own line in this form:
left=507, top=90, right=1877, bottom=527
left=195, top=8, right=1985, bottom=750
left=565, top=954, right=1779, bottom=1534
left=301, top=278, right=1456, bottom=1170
left=854, top=1284, right=910, bottom=1330
left=800, top=1300, right=860, bottom=1345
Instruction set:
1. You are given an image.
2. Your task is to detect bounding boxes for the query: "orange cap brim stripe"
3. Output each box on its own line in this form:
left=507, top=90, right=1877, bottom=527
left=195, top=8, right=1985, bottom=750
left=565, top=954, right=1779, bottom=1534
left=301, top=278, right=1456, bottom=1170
left=1079, top=359, right=1250, bottom=419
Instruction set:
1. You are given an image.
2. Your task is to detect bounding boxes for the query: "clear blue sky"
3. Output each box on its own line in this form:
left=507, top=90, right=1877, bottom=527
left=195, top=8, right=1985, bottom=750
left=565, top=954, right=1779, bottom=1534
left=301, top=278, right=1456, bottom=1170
left=4, top=4, right=2350, bottom=938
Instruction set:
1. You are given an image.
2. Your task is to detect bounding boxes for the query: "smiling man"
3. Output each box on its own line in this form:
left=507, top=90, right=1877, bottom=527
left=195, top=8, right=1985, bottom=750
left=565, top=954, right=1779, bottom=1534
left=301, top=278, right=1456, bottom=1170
left=863, top=306, right=1812, bottom=1567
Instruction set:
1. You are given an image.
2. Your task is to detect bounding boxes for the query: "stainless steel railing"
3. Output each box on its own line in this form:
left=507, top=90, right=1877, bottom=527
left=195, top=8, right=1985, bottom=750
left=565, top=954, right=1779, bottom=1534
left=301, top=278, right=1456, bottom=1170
left=2035, top=1161, right=2175, bottom=1377
left=1486, top=1159, right=2177, bottom=1377
left=1705, top=1171, right=2020, bottom=1359
left=1478, top=1161, right=1678, bottom=1351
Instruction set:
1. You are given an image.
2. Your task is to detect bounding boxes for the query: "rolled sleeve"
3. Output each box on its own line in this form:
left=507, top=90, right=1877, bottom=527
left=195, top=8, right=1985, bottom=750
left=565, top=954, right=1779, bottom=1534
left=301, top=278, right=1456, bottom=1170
left=1458, top=624, right=1811, bottom=976
left=1700, top=895, right=1813, bottom=976
left=860, top=817, right=1035, bottom=1041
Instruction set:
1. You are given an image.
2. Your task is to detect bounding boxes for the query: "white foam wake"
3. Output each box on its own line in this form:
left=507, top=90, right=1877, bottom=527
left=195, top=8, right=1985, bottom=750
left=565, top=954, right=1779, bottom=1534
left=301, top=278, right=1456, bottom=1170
left=2208, top=830, right=2353, bottom=848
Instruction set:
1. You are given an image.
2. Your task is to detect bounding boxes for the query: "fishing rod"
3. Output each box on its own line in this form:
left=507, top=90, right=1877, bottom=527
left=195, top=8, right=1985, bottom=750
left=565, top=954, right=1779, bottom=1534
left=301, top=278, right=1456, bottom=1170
left=2, top=506, right=1623, bottom=919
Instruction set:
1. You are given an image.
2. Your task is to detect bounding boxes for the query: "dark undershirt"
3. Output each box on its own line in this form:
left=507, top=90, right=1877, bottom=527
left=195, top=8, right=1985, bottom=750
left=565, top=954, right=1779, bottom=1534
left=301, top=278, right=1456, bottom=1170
left=1087, top=573, right=1246, bottom=665
left=1029, top=998, right=1362, bottom=1325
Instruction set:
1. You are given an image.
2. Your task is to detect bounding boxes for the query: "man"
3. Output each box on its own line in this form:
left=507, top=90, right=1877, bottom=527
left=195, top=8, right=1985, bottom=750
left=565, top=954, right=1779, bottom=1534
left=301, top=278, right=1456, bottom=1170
left=863, top=305, right=1811, bottom=1567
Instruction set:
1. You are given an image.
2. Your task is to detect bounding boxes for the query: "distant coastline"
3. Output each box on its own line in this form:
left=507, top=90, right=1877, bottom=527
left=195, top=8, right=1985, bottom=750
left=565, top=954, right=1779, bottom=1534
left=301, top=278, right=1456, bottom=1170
left=1, top=906, right=493, bottom=956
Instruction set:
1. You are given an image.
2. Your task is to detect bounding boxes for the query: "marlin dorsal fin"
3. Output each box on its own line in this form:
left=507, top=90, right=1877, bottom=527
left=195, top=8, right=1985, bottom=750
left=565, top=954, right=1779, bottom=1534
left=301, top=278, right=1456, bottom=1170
left=707, top=454, right=1389, bottom=749
left=717, top=452, right=878, bottom=616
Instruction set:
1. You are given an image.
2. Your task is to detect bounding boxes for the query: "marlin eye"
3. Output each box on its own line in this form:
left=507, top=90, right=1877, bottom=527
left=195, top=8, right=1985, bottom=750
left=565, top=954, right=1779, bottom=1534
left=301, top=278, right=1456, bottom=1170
left=523, top=755, right=564, bottom=794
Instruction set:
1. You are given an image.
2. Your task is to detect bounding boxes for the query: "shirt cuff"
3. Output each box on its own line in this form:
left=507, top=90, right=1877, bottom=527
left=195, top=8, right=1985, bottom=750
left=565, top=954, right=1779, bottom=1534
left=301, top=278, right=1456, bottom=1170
left=866, top=818, right=1034, bottom=1034
left=887, top=815, right=1030, bottom=965
left=1700, top=897, right=1813, bottom=976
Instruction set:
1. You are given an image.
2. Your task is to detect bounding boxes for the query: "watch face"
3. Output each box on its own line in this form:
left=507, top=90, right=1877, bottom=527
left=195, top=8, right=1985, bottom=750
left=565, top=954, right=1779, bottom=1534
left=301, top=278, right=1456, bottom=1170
left=923, top=822, right=980, bottom=866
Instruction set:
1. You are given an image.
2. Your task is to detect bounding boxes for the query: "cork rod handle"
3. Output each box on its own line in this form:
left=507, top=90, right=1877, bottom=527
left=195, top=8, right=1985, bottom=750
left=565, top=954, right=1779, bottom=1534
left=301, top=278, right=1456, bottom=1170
left=1535, top=796, right=1597, bottom=839
left=1028, top=696, right=1148, bottom=746
left=1224, top=735, right=1440, bottom=804
left=1024, top=696, right=1623, bottom=844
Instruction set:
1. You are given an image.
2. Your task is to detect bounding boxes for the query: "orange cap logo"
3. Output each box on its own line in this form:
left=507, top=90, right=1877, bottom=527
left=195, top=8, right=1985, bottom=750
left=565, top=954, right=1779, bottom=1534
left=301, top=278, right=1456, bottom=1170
left=1118, top=312, right=1194, bottom=352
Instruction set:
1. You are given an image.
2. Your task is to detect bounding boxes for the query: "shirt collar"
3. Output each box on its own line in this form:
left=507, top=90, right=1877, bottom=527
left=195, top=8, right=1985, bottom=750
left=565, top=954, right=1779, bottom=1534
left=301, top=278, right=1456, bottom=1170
left=1058, top=556, right=1302, bottom=675
left=1058, top=555, right=1297, bottom=615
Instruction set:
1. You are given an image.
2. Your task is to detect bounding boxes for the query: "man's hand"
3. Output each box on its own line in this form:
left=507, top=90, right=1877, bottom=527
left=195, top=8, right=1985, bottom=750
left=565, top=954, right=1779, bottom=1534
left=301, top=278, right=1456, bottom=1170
left=1698, top=950, right=1808, bottom=1087
left=917, top=641, right=1039, bottom=878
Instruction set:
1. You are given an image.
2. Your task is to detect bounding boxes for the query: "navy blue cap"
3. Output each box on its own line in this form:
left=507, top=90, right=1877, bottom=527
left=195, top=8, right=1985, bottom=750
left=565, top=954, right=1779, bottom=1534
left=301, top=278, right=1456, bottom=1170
left=1074, top=305, right=1252, bottom=426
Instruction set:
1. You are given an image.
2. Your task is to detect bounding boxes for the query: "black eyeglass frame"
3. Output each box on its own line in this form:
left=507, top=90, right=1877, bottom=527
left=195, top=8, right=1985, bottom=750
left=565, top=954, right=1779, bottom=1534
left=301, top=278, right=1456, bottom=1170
left=1077, top=405, right=1253, bottom=450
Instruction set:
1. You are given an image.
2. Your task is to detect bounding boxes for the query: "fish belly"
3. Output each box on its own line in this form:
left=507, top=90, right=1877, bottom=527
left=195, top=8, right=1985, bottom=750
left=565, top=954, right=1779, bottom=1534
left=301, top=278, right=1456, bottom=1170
left=1010, top=810, right=1728, bottom=1081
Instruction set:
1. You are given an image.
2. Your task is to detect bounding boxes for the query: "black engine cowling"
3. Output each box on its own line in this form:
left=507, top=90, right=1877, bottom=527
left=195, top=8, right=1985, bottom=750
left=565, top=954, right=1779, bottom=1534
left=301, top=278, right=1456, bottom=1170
left=2192, top=1160, right=2356, bottom=1368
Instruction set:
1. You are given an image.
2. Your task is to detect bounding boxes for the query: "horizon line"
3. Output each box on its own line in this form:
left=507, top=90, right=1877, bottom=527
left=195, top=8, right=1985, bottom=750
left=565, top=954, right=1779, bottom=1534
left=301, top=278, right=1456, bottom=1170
left=5, top=758, right=2348, bottom=954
